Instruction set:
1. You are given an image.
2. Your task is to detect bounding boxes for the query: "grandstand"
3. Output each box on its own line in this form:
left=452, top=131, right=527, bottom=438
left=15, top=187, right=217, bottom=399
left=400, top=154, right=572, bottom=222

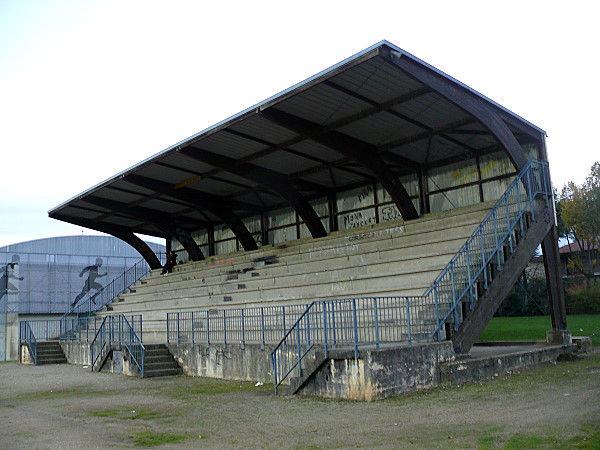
left=18, top=41, right=576, bottom=398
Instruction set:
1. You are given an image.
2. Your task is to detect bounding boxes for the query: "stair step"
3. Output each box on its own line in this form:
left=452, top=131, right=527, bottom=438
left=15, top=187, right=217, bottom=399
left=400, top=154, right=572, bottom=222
left=143, top=367, right=183, bottom=378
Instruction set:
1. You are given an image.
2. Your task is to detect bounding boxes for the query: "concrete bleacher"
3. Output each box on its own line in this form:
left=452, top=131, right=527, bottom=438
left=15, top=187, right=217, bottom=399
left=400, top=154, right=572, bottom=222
left=96, top=202, right=494, bottom=341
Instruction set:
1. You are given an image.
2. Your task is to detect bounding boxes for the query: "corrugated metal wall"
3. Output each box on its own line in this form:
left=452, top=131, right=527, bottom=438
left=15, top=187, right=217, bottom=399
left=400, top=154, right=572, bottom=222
left=0, top=236, right=165, bottom=314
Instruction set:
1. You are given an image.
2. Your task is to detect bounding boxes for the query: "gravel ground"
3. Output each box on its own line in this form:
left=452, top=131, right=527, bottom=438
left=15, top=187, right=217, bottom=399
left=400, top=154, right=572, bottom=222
left=1, top=351, right=599, bottom=449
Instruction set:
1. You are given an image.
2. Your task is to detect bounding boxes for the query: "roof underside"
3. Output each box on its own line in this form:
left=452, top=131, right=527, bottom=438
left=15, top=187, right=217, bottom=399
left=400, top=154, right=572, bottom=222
left=49, top=41, right=545, bottom=240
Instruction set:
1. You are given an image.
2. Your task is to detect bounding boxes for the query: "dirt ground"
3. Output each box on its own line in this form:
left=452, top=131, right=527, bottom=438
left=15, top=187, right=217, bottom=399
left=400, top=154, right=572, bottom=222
left=1, top=351, right=599, bottom=449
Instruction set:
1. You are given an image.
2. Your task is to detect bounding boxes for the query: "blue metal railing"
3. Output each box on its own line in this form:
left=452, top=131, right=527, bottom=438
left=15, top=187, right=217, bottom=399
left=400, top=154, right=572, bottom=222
left=271, top=295, right=434, bottom=389
left=121, top=315, right=145, bottom=377
left=90, top=315, right=144, bottom=375
left=424, top=159, right=551, bottom=338
left=271, top=160, right=552, bottom=390
left=167, top=304, right=310, bottom=348
left=19, top=321, right=38, bottom=364
left=90, top=316, right=111, bottom=369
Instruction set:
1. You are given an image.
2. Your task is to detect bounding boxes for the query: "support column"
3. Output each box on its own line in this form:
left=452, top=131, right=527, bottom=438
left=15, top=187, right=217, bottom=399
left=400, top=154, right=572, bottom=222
left=541, top=225, right=570, bottom=344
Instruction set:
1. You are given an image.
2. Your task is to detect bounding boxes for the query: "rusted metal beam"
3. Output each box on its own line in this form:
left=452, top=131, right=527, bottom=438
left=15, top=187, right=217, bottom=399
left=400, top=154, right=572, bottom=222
left=50, top=214, right=162, bottom=270
left=83, top=196, right=205, bottom=261
left=260, top=108, right=419, bottom=220
left=179, top=147, right=328, bottom=238
left=124, top=174, right=259, bottom=251
left=380, top=49, right=528, bottom=171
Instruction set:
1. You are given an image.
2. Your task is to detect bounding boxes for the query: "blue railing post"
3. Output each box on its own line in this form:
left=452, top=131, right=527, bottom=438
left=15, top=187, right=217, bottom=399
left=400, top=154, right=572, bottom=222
left=176, top=312, right=180, bottom=344
left=433, top=289, right=440, bottom=340
left=260, top=307, right=265, bottom=350
left=493, top=211, right=501, bottom=270
left=191, top=311, right=196, bottom=345
left=241, top=309, right=245, bottom=348
left=206, top=310, right=210, bottom=345
left=466, top=243, right=474, bottom=309
left=406, top=297, right=412, bottom=343
left=296, top=322, right=302, bottom=376
left=373, top=297, right=380, bottom=349
left=505, top=196, right=513, bottom=253
left=480, top=226, right=488, bottom=290
left=352, top=299, right=359, bottom=359
left=223, top=310, right=227, bottom=346
left=323, top=301, right=329, bottom=358
left=166, top=313, right=171, bottom=344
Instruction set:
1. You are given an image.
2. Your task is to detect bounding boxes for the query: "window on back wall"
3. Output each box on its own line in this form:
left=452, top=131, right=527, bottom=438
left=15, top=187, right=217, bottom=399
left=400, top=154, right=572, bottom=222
left=215, top=224, right=237, bottom=255
left=242, top=215, right=263, bottom=248
left=267, top=206, right=297, bottom=245
left=336, top=184, right=376, bottom=231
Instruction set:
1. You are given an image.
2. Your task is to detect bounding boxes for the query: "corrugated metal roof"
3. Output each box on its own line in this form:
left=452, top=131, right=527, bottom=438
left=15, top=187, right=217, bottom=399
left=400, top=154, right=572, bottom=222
left=49, top=40, right=546, bottom=241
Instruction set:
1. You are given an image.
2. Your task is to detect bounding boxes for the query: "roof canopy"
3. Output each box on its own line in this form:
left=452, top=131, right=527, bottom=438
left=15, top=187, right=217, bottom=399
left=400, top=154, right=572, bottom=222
left=49, top=41, right=546, bottom=266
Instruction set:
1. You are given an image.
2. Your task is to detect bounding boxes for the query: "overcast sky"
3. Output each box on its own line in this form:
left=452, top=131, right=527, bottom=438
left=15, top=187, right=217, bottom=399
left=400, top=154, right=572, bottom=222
left=1, top=0, right=598, bottom=248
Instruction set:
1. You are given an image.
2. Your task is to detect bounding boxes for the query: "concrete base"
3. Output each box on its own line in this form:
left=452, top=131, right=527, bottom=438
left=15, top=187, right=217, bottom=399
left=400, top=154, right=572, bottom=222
left=441, top=343, right=579, bottom=386
left=546, top=329, right=572, bottom=345
left=297, top=342, right=455, bottom=401
left=571, top=336, right=593, bottom=353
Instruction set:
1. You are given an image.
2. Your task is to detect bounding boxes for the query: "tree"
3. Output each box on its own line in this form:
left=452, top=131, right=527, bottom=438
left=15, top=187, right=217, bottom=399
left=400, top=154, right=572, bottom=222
left=558, top=162, right=600, bottom=284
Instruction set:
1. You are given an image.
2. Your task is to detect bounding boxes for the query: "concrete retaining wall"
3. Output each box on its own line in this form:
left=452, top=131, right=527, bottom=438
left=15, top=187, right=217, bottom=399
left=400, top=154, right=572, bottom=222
left=440, top=343, right=580, bottom=385
left=61, top=341, right=91, bottom=365
left=167, top=343, right=274, bottom=383
left=298, top=342, right=455, bottom=401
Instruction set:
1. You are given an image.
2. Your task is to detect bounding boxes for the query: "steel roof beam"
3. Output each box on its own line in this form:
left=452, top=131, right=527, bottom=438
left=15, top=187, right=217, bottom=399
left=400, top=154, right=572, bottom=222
left=260, top=108, right=419, bottom=220
left=124, top=174, right=259, bottom=251
left=381, top=50, right=528, bottom=171
left=83, top=196, right=205, bottom=261
left=179, top=147, right=328, bottom=238
left=325, top=81, right=477, bottom=157
left=51, top=213, right=163, bottom=270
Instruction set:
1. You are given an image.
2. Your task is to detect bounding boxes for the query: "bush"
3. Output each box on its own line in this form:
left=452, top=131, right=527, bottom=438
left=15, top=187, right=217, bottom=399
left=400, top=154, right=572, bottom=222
left=565, top=278, right=600, bottom=314
left=496, top=278, right=549, bottom=317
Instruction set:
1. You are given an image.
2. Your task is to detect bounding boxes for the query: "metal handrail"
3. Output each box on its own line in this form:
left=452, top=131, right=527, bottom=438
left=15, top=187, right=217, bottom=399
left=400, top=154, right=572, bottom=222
left=270, top=295, right=430, bottom=390
left=19, top=321, right=38, bottom=364
left=425, top=159, right=551, bottom=337
left=90, top=316, right=110, bottom=369
left=167, top=303, right=311, bottom=347
left=90, top=315, right=144, bottom=373
left=271, top=160, right=552, bottom=390
left=121, top=315, right=145, bottom=377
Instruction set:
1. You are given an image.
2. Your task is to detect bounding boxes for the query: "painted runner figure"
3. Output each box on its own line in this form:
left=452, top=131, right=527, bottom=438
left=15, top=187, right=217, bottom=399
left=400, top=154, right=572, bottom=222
left=71, top=258, right=107, bottom=309
left=0, top=255, right=24, bottom=302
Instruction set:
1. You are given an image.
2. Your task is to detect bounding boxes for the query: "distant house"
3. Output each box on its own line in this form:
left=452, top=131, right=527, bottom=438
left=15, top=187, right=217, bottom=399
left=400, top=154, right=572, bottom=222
left=527, top=240, right=600, bottom=280
left=558, top=240, right=600, bottom=277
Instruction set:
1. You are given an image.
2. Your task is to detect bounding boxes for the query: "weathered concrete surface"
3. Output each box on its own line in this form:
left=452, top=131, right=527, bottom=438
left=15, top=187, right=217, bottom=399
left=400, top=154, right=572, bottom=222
left=440, top=343, right=580, bottom=386
left=168, top=343, right=274, bottom=383
left=572, top=336, right=593, bottom=353
left=19, top=343, right=34, bottom=364
left=298, top=342, right=455, bottom=401
left=546, top=329, right=573, bottom=345
left=61, top=341, right=91, bottom=365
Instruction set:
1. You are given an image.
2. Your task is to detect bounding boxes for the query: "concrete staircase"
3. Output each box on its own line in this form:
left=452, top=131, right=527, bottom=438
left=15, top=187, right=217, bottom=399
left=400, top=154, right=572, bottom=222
left=96, top=202, right=494, bottom=341
left=35, top=342, right=67, bottom=365
left=142, top=344, right=182, bottom=378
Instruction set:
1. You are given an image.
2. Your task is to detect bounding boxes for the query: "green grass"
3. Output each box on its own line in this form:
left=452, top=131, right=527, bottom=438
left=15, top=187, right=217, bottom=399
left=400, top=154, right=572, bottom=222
left=132, top=431, right=188, bottom=447
left=479, top=314, right=600, bottom=346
